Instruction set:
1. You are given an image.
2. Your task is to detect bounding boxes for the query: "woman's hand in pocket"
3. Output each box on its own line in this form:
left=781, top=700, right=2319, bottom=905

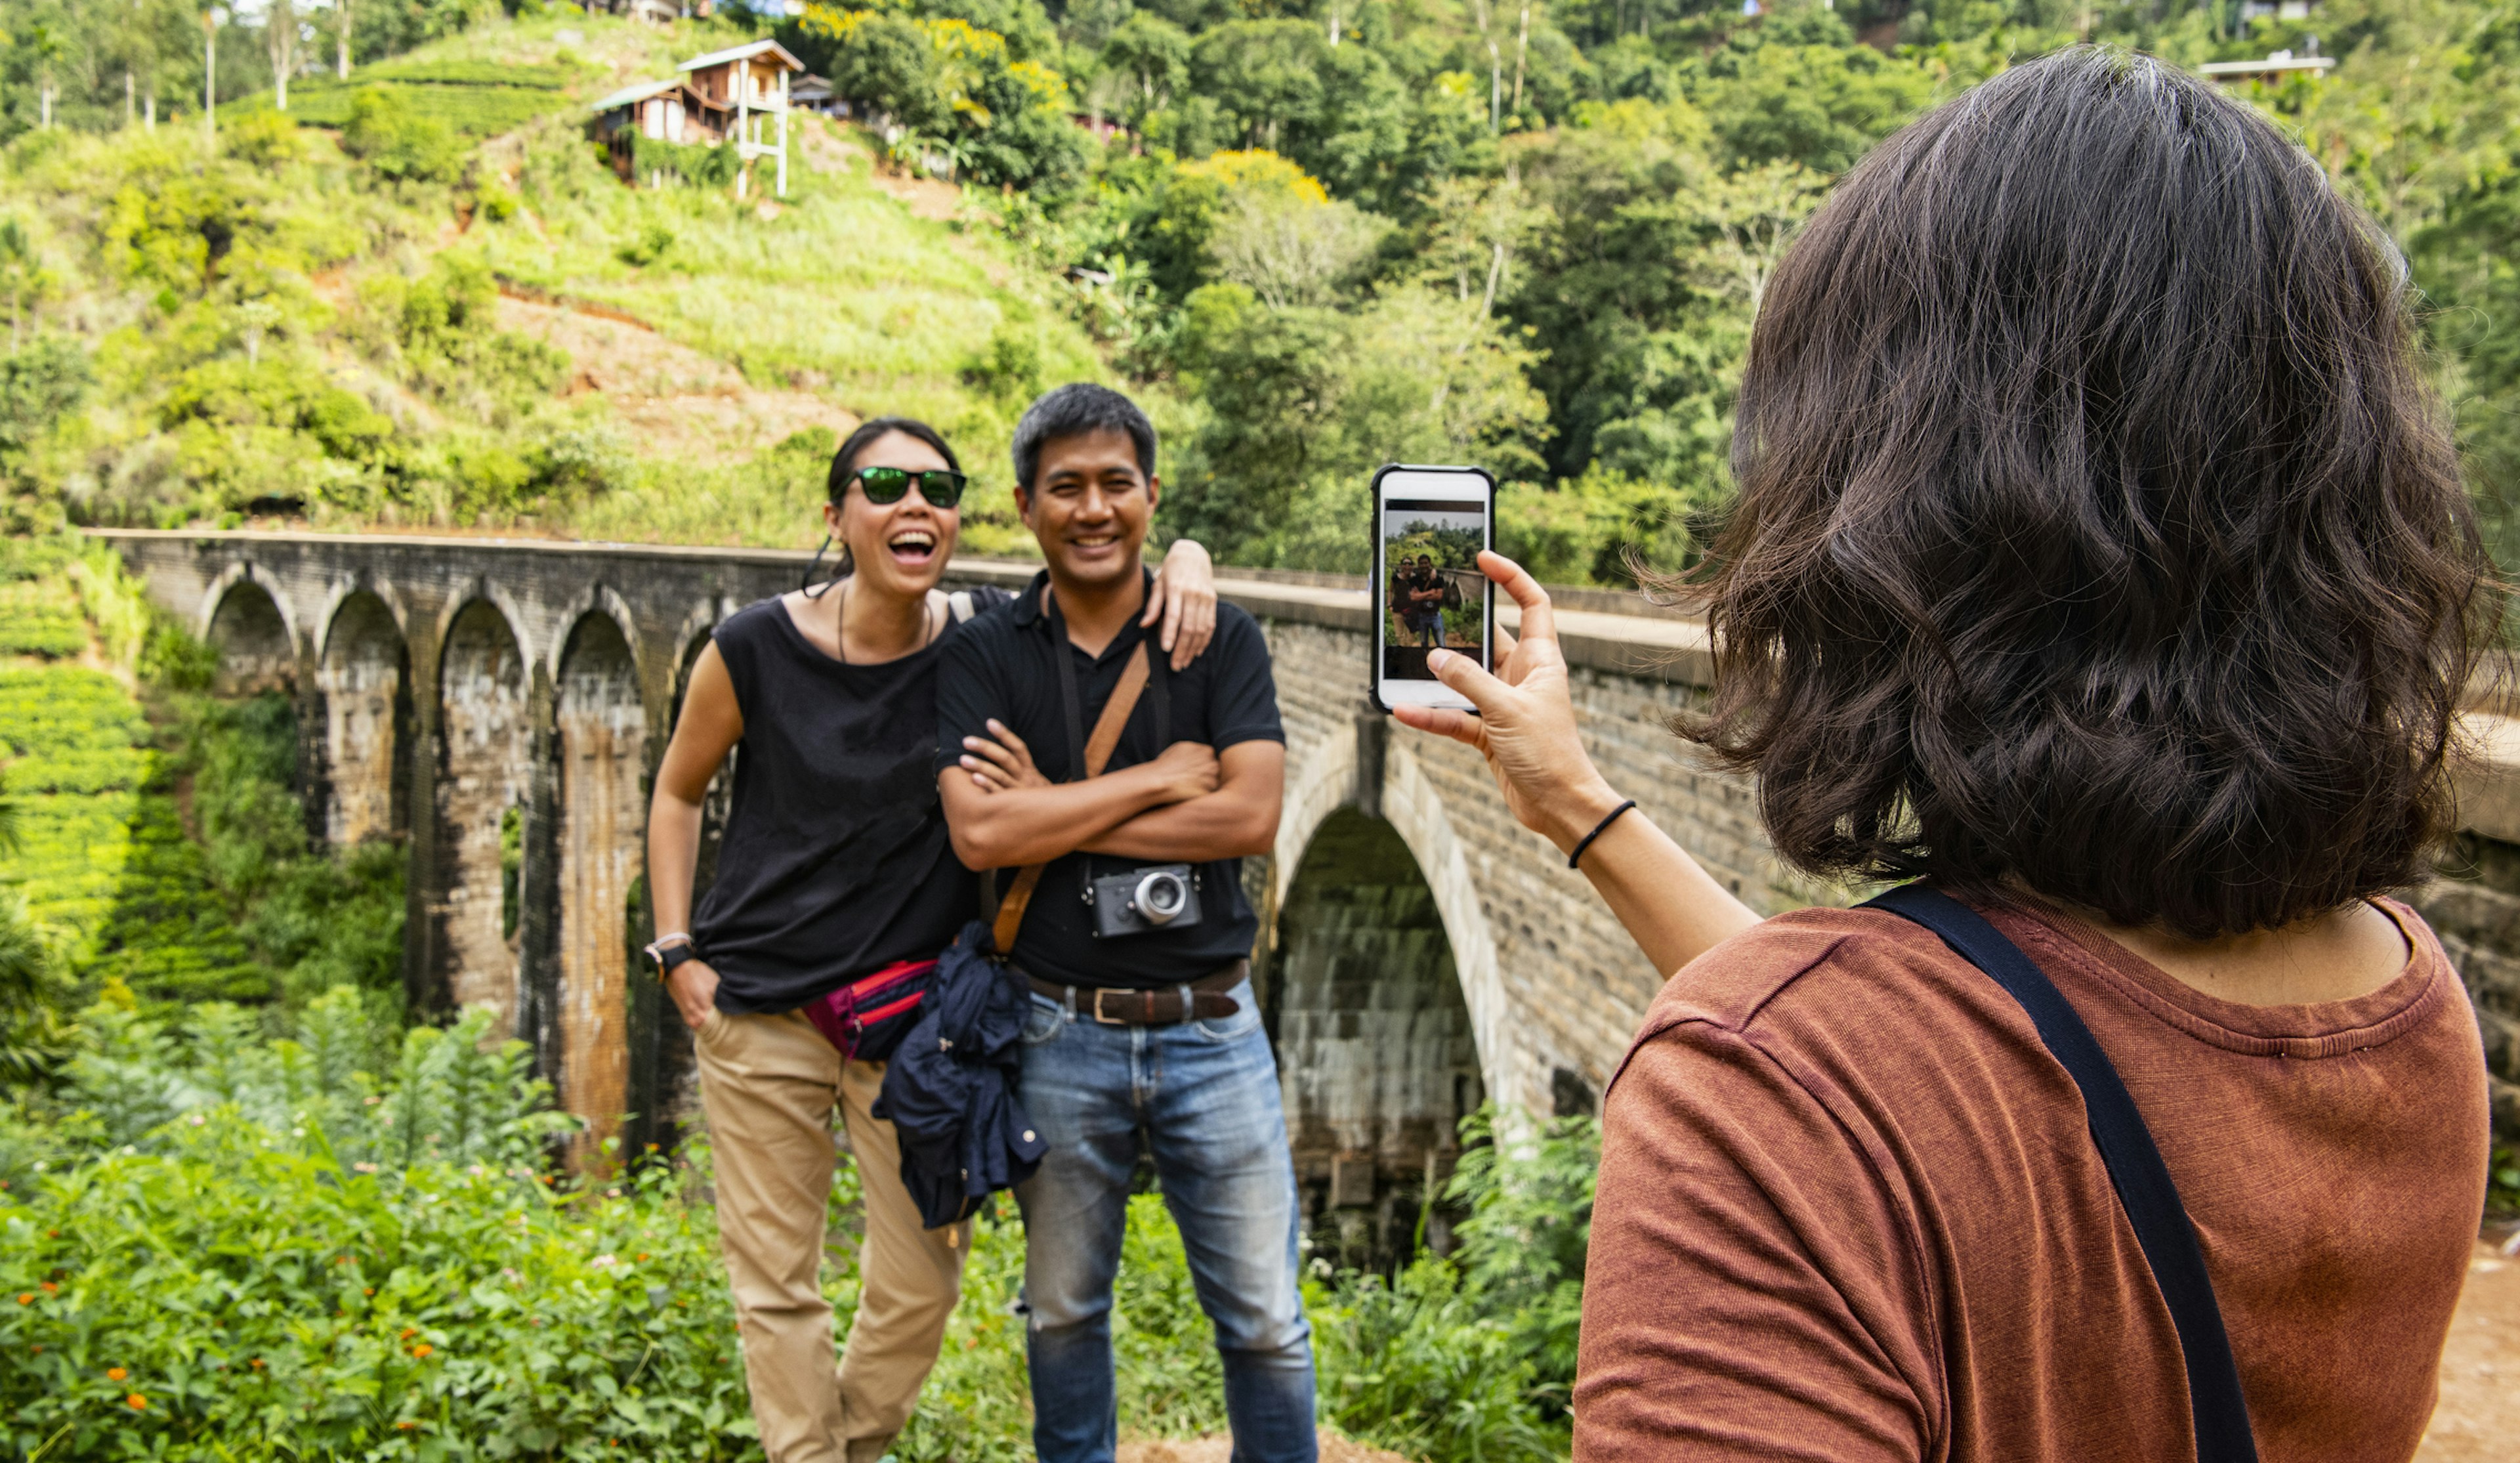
left=960, top=718, right=1054, bottom=793
left=668, top=958, right=723, bottom=1032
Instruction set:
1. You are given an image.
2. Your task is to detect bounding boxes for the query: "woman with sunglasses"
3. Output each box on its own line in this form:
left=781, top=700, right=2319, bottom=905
left=644, top=416, right=1219, bottom=1463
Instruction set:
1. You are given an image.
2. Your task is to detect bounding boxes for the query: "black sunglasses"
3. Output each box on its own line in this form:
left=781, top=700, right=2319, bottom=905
left=850, top=465, right=968, bottom=509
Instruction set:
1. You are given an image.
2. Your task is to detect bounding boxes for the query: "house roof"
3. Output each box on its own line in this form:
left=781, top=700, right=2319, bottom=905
left=588, top=77, right=686, bottom=114
left=678, top=39, right=807, bottom=74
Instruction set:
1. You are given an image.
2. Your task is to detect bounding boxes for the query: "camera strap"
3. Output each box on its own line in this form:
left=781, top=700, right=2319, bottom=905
left=1862, top=884, right=2259, bottom=1463
left=990, top=585, right=1155, bottom=956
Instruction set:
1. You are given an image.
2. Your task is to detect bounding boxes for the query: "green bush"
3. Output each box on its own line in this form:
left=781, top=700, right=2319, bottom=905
left=627, top=140, right=740, bottom=192
left=0, top=994, right=773, bottom=1462
left=296, top=79, right=564, bottom=140
left=341, top=87, right=467, bottom=185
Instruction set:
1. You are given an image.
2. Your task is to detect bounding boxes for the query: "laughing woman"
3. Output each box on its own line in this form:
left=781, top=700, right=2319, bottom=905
left=644, top=416, right=1220, bottom=1463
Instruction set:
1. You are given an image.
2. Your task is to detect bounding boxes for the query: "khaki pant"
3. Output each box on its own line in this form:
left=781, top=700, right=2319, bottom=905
left=695, top=1009, right=970, bottom=1463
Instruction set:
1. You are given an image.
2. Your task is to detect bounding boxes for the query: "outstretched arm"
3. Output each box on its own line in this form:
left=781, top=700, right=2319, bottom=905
left=1392, top=552, right=1761, bottom=977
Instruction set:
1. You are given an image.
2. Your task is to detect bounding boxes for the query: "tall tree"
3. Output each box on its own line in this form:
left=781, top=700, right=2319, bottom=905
left=265, top=0, right=295, bottom=109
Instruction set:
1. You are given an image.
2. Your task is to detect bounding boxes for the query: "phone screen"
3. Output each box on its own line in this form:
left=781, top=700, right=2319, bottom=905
left=1372, top=465, right=1494, bottom=713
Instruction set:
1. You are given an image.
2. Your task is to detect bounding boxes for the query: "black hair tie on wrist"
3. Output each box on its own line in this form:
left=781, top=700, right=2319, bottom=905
left=1568, top=799, right=1638, bottom=870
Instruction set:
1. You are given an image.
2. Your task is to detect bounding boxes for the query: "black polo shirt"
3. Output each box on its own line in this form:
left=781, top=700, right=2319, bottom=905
left=932, top=570, right=1284, bottom=990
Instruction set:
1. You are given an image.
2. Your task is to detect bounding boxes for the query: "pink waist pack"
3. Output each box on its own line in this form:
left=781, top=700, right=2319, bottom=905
left=801, top=958, right=936, bottom=1063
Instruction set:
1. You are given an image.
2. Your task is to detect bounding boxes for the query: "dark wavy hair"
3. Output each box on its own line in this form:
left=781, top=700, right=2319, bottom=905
left=1675, top=47, right=2496, bottom=939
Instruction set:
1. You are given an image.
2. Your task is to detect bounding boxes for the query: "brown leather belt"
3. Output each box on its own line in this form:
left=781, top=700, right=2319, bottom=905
left=1025, top=960, right=1249, bottom=1025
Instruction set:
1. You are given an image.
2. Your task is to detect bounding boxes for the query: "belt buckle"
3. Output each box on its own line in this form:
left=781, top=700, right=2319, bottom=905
left=1092, top=988, right=1128, bottom=1025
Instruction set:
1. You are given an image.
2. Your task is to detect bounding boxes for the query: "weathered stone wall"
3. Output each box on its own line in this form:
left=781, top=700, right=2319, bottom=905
left=2411, top=837, right=2520, bottom=1141
left=435, top=601, right=531, bottom=1035
left=1272, top=807, right=1484, bottom=1258
left=554, top=616, right=645, bottom=1166
left=312, top=592, right=406, bottom=847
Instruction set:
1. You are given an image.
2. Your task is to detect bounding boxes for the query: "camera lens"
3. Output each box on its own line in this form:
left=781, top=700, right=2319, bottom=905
left=1133, top=870, right=1187, bottom=925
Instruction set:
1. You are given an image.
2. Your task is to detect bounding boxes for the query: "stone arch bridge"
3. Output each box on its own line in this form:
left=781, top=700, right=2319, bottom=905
left=94, top=530, right=2520, bottom=1247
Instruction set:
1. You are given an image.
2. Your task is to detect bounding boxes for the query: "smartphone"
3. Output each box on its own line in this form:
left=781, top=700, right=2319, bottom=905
left=1370, top=463, right=1496, bottom=714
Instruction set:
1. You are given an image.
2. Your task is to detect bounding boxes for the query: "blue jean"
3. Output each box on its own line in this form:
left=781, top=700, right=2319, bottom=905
left=1015, top=977, right=1317, bottom=1463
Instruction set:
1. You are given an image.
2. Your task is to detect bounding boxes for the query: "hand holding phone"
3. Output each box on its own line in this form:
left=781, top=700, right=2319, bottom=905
left=1370, top=464, right=1496, bottom=713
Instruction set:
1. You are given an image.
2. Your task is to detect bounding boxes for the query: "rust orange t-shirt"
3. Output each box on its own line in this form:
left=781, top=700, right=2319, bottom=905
left=1574, top=897, right=2488, bottom=1463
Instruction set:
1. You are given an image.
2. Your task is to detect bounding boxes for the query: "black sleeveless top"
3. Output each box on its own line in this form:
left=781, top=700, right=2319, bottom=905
left=692, top=589, right=1008, bottom=1013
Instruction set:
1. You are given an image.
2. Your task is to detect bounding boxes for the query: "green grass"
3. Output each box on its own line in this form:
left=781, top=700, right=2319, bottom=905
left=469, top=96, right=1112, bottom=551
left=280, top=83, right=570, bottom=138
left=0, top=664, right=265, bottom=1005
left=0, top=582, right=86, bottom=658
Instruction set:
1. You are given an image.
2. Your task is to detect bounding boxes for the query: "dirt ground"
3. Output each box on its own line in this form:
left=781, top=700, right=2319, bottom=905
left=1120, top=1236, right=2520, bottom=1463
left=1118, top=1432, right=1408, bottom=1463
left=2416, top=1232, right=2520, bottom=1462
left=492, top=293, right=852, bottom=459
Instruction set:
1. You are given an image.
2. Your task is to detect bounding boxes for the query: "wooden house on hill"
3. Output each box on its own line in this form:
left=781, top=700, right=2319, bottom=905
left=588, top=38, right=803, bottom=198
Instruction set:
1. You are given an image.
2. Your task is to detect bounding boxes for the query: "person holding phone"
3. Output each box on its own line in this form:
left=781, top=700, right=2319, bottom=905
left=1399, top=50, right=2488, bottom=1463
left=643, top=416, right=1221, bottom=1463
left=934, top=383, right=1309, bottom=1463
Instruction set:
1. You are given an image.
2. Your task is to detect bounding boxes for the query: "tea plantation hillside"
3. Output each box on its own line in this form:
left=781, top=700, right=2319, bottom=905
left=0, top=11, right=1110, bottom=553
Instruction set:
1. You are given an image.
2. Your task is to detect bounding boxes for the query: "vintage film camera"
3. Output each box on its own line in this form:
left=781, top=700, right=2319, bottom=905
left=1088, top=863, right=1204, bottom=939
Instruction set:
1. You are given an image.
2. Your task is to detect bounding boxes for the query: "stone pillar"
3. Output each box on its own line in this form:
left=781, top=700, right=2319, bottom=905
left=552, top=614, right=646, bottom=1167
left=432, top=601, right=532, bottom=1035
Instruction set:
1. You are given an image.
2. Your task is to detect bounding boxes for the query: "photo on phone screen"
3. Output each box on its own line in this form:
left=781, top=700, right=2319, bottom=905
left=1371, top=465, right=1493, bottom=713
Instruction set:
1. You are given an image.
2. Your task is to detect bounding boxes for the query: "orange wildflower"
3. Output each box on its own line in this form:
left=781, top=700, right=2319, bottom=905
left=13, top=1294, right=28, bottom=1305
left=107, top=1367, right=127, bottom=1381
left=412, top=1343, right=434, bottom=1358
left=39, top=1282, right=56, bottom=1293
left=126, top=1393, right=146, bottom=1410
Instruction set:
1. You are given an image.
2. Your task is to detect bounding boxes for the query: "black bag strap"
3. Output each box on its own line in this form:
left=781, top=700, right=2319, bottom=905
left=1044, top=572, right=1169, bottom=780
left=1862, top=884, right=2259, bottom=1463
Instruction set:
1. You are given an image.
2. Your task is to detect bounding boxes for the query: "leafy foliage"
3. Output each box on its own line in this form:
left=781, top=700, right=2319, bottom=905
left=795, top=3, right=1091, bottom=189
left=0, top=543, right=404, bottom=1021
left=339, top=85, right=469, bottom=183
left=1, top=1002, right=1599, bottom=1463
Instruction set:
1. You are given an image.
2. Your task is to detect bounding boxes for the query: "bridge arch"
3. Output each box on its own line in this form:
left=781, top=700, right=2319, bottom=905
left=314, top=590, right=410, bottom=847
left=543, top=583, right=646, bottom=692
left=203, top=569, right=297, bottom=694
left=433, top=596, right=533, bottom=1033
left=1272, top=802, right=1488, bottom=1266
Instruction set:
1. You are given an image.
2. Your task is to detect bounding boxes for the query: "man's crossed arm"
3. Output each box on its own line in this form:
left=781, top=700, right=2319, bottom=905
left=938, top=727, right=1284, bottom=871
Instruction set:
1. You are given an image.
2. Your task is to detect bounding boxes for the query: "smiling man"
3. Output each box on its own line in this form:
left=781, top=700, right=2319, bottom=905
left=931, top=384, right=1311, bottom=1463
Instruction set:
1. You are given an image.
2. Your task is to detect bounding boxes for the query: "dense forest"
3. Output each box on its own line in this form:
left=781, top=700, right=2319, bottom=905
left=0, top=0, right=2513, bottom=580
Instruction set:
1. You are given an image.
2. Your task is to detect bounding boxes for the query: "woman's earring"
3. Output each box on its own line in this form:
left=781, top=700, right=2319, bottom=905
left=802, top=534, right=837, bottom=597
